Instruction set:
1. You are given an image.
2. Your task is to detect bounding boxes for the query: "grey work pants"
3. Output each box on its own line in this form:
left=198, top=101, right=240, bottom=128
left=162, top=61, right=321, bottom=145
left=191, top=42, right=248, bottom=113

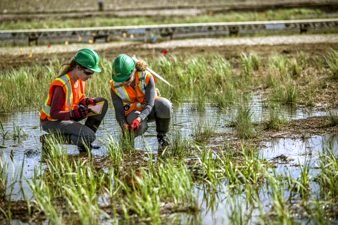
left=126, top=97, right=172, bottom=137
left=41, top=98, right=108, bottom=148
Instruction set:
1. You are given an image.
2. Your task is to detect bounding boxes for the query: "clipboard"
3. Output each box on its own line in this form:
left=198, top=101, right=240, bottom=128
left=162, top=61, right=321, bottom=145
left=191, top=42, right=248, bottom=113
left=88, top=101, right=104, bottom=116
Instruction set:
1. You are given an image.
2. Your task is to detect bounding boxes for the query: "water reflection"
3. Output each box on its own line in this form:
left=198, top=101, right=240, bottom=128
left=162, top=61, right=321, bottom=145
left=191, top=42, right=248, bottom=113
left=0, top=102, right=337, bottom=224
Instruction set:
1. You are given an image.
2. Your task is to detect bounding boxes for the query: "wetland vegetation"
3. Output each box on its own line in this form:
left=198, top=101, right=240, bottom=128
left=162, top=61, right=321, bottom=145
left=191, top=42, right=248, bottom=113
left=0, top=49, right=337, bottom=224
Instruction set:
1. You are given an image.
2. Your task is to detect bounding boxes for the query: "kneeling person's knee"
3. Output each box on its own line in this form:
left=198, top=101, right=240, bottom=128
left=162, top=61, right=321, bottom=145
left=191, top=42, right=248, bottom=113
left=155, top=97, right=172, bottom=119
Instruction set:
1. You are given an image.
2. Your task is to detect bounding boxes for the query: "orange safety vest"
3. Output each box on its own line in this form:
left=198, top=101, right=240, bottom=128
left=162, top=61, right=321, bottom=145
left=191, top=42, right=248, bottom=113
left=40, top=73, right=86, bottom=121
left=110, top=71, right=152, bottom=116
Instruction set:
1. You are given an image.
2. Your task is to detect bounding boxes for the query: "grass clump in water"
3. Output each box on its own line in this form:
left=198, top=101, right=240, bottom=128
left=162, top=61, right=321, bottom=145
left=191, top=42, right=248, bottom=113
left=328, top=111, right=338, bottom=126
left=232, top=99, right=256, bottom=139
left=265, top=104, right=286, bottom=130
left=315, top=148, right=338, bottom=202
left=193, top=120, right=216, bottom=144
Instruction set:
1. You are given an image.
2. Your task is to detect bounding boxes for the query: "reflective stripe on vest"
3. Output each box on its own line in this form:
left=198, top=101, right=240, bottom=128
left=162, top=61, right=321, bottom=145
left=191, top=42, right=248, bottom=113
left=111, top=71, right=149, bottom=115
left=40, top=74, right=73, bottom=120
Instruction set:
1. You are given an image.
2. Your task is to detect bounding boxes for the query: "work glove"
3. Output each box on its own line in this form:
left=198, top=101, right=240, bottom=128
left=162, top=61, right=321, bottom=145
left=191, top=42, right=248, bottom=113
left=135, top=59, right=148, bottom=71
left=70, top=105, right=89, bottom=121
left=130, top=118, right=141, bottom=130
left=79, top=97, right=96, bottom=106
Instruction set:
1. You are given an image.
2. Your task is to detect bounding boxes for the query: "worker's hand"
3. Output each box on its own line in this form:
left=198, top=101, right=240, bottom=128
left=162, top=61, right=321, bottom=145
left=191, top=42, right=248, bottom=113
left=135, top=59, right=148, bottom=71
left=70, top=105, right=88, bottom=121
left=80, top=97, right=96, bottom=106
left=131, top=117, right=141, bottom=130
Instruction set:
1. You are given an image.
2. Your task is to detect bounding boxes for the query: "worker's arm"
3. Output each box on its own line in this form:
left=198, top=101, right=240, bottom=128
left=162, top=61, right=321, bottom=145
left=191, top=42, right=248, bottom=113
left=139, top=75, right=155, bottom=121
left=110, top=89, right=128, bottom=127
left=50, top=86, right=71, bottom=120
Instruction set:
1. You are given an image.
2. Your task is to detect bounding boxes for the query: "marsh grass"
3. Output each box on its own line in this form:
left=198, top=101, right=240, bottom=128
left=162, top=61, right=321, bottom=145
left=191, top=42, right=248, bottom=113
left=107, top=136, right=124, bottom=169
left=111, top=160, right=196, bottom=223
left=240, top=52, right=260, bottom=78
left=267, top=174, right=293, bottom=225
left=0, top=162, right=8, bottom=200
left=324, top=49, right=338, bottom=79
left=2, top=51, right=335, bottom=113
left=270, top=81, right=298, bottom=105
left=0, top=64, right=57, bottom=112
left=232, top=100, right=256, bottom=139
left=298, top=163, right=310, bottom=199
left=227, top=197, right=252, bottom=225
left=12, top=124, right=28, bottom=143
left=196, top=145, right=268, bottom=189
left=164, top=131, right=193, bottom=158
left=29, top=170, right=64, bottom=224
left=28, top=134, right=198, bottom=223
left=265, top=104, right=286, bottom=130
left=328, top=111, right=338, bottom=126
left=0, top=122, right=27, bottom=144
left=31, top=139, right=108, bottom=224
left=0, top=121, right=9, bottom=145
left=315, top=148, right=338, bottom=202
left=223, top=147, right=267, bottom=187
left=193, top=120, right=216, bottom=144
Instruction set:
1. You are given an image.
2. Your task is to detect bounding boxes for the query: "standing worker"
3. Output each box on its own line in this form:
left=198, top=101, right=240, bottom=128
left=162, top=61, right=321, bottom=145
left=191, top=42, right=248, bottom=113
left=110, top=54, right=172, bottom=150
left=40, top=48, right=108, bottom=152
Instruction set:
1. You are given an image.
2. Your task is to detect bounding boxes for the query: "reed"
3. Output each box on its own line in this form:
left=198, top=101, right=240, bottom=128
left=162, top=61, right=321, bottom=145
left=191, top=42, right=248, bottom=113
left=240, top=52, right=260, bottom=78
left=164, top=131, right=193, bottom=158
left=29, top=167, right=63, bottom=224
left=111, top=160, right=195, bottom=223
left=0, top=65, right=55, bottom=112
left=0, top=162, right=8, bottom=200
left=34, top=137, right=109, bottom=224
left=270, top=81, right=298, bottom=105
left=232, top=100, right=256, bottom=139
left=196, top=145, right=267, bottom=189
left=222, top=146, right=267, bottom=187
left=63, top=161, right=107, bottom=225
left=1, top=51, right=333, bottom=113
left=265, top=104, right=286, bottom=130
left=12, top=124, right=28, bottom=143
left=193, top=120, right=216, bottom=144
left=196, top=146, right=221, bottom=186
left=107, top=135, right=124, bottom=170
left=268, top=55, right=290, bottom=79
left=267, top=174, right=293, bottom=225
left=324, top=49, right=338, bottom=79
left=0, top=121, right=9, bottom=145
left=328, top=111, right=338, bottom=126
left=315, top=148, right=338, bottom=202
left=298, top=163, right=310, bottom=199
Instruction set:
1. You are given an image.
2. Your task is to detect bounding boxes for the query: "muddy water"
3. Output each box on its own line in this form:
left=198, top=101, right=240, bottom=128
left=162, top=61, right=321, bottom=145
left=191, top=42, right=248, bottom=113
left=0, top=100, right=337, bottom=224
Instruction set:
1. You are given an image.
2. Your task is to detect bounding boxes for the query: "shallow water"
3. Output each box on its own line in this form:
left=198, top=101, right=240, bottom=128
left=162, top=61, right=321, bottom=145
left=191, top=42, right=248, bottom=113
left=0, top=100, right=337, bottom=224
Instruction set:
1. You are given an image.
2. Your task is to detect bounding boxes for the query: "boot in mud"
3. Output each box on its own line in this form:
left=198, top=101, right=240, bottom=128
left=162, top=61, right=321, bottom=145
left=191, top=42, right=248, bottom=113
left=157, top=134, right=170, bottom=156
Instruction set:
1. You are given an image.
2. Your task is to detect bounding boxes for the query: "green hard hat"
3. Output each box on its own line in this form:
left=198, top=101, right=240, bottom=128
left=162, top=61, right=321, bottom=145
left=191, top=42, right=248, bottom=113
left=74, top=48, right=101, bottom=73
left=112, top=54, right=136, bottom=82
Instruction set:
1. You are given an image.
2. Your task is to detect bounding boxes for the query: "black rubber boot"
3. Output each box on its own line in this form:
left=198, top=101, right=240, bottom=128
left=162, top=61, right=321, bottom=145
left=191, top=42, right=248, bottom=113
left=157, top=134, right=170, bottom=149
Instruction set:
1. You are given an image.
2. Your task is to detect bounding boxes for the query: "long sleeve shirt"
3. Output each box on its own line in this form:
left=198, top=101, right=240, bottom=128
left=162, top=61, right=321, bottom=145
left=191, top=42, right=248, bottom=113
left=111, top=75, right=156, bottom=127
left=49, top=86, right=72, bottom=120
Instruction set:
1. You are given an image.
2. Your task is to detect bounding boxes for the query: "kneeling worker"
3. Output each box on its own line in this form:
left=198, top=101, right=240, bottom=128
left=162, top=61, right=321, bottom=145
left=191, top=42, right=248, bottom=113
left=110, top=54, right=172, bottom=150
left=40, top=48, right=108, bottom=152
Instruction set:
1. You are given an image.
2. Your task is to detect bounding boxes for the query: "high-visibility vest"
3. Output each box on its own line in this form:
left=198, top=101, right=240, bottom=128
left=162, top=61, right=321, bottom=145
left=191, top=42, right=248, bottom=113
left=40, top=73, right=86, bottom=121
left=110, top=71, right=152, bottom=116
